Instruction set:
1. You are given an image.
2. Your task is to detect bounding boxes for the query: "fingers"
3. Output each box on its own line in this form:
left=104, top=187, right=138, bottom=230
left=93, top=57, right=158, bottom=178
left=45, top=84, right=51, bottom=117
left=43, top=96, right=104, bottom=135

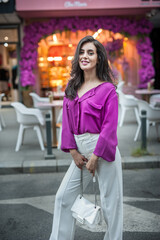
left=89, top=170, right=95, bottom=176
left=82, top=156, right=88, bottom=162
left=75, top=158, right=87, bottom=169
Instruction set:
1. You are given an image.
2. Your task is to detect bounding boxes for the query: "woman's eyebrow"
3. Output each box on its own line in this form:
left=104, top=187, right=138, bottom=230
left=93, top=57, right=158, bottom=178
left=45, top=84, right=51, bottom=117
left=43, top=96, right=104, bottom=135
left=88, top=49, right=94, bottom=52
left=80, top=48, right=94, bottom=51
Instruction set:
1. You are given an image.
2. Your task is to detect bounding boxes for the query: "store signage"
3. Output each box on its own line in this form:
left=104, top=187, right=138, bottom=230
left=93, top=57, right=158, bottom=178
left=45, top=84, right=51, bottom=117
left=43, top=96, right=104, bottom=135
left=64, top=1, right=87, bottom=8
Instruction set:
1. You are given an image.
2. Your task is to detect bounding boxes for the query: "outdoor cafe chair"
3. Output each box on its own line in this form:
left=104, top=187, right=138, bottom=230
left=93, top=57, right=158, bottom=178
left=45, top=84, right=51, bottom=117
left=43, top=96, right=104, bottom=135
left=150, top=94, right=160, bottom=107
left=11, top=102, right=45, bottom=152
left=29, top=92, right=49, bottom=108
left=0, top=93, right=6, bottom=131
left=29, top=92, right=52, bottom=119
left=117, top=90, right=140, bottom=127
left=134, top=99, right=160, bottom=141
left=117, top=81, right=124, bottom=91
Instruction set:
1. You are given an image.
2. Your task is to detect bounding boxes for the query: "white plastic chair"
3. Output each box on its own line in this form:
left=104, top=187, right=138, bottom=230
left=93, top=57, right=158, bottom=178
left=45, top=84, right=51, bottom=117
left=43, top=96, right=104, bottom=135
left=117, top=81, right=124, bottom=91
left=0, top=93, right=6, bottom=131
left=150, top=94, right=160, bottom=107
left=134, top=99, right=160, bottom=141
left=29, top=92, right=49, bottom=107
left=11, top=102, right=45, bottom=152
left=29, top=92, right=52, bottom=119
left=117, top=90, right=140, bottom=127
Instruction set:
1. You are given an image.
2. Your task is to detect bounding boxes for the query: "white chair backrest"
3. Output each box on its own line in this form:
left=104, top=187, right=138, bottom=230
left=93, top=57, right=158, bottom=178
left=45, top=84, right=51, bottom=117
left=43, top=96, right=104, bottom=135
left=118, top=90, right=138, bottom=107
left=150, top=94, right=160, bottom=107
left=29, top=92, right=49, bottom=107
left=137, top=99, right=160, bottom=121
left=117, top=81, right=124, bottom=91
left=11, top=102, right=45, bottom=125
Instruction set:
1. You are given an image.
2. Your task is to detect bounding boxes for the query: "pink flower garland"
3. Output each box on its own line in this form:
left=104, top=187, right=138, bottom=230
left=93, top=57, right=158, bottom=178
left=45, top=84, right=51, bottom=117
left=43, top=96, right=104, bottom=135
left=136, top=37, right=155, bottom=88
left=20, top=16, right=154, bottom=88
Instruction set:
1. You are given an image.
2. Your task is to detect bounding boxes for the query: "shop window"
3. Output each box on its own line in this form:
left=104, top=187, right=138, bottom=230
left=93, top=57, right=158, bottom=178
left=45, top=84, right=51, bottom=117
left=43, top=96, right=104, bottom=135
left=38, top=30, right=140, bottom=95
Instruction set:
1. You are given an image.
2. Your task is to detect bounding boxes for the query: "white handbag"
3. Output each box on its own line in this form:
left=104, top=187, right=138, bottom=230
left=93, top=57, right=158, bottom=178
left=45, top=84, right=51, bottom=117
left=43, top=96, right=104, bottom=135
left=71, top=169, right=102, bottom=229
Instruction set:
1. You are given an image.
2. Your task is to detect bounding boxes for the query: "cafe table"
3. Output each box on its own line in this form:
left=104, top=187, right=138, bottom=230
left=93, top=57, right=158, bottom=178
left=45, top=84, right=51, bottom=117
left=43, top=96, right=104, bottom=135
left=37, top=100, right=63, bottom=147
left=135, top=89, right=160, bottom=102
left=53, top=91, right=65, bottom=99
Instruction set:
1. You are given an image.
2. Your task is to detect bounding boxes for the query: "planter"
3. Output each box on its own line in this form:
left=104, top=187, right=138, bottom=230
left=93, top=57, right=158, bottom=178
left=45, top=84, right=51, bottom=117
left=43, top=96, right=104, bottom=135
left=22, top=88, right=33, bottom=107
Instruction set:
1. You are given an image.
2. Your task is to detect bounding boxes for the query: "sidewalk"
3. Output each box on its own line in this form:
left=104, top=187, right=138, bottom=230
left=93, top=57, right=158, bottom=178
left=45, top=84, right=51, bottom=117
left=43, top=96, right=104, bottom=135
left=0, top=105, right=160, bottom=174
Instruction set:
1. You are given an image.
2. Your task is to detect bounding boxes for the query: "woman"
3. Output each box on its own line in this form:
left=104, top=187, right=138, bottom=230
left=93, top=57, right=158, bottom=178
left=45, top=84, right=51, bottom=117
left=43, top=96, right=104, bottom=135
left=49, top=36, right=123, bottom=240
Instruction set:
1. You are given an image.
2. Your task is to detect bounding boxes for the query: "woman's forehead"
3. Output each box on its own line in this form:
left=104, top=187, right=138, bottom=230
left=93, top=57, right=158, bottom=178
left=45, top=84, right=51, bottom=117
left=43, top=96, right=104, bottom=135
left=80, top=42, right=96, bottom=50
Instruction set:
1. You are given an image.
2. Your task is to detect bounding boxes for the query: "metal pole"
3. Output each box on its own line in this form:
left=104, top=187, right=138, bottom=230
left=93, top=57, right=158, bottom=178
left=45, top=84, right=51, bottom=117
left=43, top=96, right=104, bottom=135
left=141, top=110, right=147, bottom=150
left=45, top=113, right=56, bottom=159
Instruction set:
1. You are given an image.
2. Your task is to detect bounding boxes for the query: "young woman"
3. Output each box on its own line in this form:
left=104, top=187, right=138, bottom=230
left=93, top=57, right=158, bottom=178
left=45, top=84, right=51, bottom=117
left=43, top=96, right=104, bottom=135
left=49, top=36, right=123, bottom=240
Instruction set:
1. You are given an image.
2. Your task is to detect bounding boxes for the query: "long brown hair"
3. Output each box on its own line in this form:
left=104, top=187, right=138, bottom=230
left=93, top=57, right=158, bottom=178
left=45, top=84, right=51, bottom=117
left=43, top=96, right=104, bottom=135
left=65, top=35, right=115, bottom=99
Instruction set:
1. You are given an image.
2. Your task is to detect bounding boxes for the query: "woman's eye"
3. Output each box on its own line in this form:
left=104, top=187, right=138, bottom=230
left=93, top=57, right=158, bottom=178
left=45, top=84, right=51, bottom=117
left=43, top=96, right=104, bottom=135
left=79, top=51, right=84, bottom=55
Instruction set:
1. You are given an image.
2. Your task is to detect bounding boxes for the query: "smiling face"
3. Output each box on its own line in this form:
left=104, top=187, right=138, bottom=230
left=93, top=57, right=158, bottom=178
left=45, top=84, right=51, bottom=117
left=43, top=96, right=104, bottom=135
left=78, top=42, right=98, bottom=72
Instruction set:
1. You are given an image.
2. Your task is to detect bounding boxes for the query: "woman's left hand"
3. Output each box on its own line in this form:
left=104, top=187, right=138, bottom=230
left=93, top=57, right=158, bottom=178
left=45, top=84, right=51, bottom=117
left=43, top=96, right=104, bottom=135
left=86, top=153, right=99, bottom=176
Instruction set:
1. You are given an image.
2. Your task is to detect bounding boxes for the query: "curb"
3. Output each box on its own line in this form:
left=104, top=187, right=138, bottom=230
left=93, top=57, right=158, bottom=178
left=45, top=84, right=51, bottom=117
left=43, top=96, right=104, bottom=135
left=0, top=156, right=160, bottom=174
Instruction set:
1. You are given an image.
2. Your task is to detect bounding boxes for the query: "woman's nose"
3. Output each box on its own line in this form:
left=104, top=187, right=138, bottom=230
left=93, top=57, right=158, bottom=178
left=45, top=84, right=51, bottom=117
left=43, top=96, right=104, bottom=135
left=82, top=51, right=87, bottom=58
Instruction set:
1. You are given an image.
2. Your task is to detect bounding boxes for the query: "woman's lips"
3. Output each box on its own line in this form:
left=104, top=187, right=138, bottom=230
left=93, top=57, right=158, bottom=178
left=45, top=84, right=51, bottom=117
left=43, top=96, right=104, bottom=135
left=81, top=61, right=89, bottom=65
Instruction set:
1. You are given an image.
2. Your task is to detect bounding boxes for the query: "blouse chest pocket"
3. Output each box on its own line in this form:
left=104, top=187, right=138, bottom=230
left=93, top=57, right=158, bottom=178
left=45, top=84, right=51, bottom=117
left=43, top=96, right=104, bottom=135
left=84, top=101, right=102, bottom=119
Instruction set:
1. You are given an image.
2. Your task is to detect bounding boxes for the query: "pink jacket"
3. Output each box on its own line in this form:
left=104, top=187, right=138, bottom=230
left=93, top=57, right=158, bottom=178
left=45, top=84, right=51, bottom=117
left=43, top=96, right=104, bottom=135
left=61, top=82, right=118, bottom=162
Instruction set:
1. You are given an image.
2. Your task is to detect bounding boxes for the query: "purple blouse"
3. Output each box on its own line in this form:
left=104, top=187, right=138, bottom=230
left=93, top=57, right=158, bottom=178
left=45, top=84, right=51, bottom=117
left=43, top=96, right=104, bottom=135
left=61, top=82, right=118, bottom=162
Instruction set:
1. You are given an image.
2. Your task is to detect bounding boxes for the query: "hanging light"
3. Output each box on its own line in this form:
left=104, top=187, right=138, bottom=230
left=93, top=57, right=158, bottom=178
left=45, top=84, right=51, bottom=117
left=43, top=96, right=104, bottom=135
left=93, top=29, right=102, bottom=39
left=4, top=36, right=8, bottom=41
left=4, top=43, right=8, bottom=47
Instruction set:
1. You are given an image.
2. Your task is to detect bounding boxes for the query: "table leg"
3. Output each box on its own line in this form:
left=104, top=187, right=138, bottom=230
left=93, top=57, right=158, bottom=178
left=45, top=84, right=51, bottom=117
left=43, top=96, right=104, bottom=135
left=141, top=94, right=150, bottom=103
left=52, top=107, right=57, bottom=148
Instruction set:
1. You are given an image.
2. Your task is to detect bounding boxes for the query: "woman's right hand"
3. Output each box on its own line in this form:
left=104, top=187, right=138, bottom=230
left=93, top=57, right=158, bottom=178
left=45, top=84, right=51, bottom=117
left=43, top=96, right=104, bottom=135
left=70, top=149, right=88, bottom=169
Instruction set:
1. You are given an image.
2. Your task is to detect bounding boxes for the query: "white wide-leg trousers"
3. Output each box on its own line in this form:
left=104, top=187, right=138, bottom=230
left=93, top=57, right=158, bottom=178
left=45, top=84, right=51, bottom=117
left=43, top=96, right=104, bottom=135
left=49, top=133, right=123, bottom=240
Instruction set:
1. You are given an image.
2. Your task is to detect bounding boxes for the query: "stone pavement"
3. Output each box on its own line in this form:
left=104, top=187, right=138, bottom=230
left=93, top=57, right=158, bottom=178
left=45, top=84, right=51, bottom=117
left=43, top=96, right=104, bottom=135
left=0, top=105, right=160, bottom=174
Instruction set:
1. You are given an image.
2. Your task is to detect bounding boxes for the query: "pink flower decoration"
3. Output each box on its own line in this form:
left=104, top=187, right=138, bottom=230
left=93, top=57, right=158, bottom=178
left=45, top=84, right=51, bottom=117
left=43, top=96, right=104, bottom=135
left=19, top=16, right=154, bottom=88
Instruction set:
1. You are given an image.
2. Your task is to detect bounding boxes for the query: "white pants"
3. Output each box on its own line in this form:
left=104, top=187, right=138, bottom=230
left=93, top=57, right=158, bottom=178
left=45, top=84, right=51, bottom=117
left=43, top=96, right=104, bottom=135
left=49, top=133, right=123, bottom=240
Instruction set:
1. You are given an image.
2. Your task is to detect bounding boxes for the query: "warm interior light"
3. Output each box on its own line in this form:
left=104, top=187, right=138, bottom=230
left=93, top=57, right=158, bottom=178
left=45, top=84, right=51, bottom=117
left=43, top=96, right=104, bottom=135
left=47, top=56, right=62, bottom=61
left=47, top=57, right=54, bottom=61
left=4, top=36, right=8, bottom=41
left=68, top=43, right=73, bottom=48
left=124, top=37, right=128, bottom=41
left=39, top=57, right=44, bottom=61
left=39, top=63, right=44, bottom=67
left=67, top=56, right=73, bottom=61
left=53, top=34, right=58, bottom=42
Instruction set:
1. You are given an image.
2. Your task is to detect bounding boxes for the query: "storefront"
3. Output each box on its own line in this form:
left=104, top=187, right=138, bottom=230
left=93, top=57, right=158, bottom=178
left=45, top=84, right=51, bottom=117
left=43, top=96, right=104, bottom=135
left=0, top=0, right=21, bottom=101
left=15, top=0, right=160, bottom=97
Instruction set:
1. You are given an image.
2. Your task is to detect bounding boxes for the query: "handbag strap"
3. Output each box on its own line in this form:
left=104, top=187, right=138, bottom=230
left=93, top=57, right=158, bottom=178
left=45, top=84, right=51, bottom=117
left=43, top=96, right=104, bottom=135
left=81, top=167, right=98, bottom=208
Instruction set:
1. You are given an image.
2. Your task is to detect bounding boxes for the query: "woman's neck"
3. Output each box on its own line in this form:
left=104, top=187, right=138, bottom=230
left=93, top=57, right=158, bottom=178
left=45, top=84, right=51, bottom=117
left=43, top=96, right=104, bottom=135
left=83, top=70, right=99, bottom=83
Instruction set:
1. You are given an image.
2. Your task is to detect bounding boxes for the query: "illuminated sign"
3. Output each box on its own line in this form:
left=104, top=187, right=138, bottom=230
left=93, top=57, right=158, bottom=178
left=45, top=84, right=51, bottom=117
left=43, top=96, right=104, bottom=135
left=64, top=1, right=88, bottom=8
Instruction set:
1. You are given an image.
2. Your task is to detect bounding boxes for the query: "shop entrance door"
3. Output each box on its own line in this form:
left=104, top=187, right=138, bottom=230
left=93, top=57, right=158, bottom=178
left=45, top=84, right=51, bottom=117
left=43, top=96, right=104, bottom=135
left=0, top=26, right=20, bottom=102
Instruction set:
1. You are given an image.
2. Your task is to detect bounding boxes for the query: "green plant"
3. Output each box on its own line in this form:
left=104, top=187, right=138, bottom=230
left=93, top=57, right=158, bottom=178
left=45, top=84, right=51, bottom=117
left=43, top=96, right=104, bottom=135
left=131, top=147, right=151, bottom=157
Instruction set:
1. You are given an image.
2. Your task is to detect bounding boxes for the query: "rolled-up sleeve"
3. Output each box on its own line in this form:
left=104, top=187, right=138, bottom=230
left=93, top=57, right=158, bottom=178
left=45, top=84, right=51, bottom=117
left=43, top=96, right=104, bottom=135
left=93, top=89, right=118, bottom=162
left=61, top=97, right=78, bottom=152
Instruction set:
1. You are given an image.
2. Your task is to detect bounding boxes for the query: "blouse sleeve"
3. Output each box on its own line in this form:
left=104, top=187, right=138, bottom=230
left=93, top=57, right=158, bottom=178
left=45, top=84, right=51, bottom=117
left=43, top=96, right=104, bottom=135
left=93, top=89, right=118, bottom=162
left=61, top=97, right=78, bottom=152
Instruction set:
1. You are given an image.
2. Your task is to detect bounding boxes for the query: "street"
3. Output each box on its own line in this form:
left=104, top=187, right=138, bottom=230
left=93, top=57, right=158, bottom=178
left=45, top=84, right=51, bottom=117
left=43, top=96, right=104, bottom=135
left=0, top=168, right=160, bottom=240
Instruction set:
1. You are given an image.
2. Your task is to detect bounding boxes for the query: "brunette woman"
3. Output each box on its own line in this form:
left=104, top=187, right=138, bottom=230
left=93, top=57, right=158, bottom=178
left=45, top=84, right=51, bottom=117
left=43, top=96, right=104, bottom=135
left=49, top=35, right=123, bottom=240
